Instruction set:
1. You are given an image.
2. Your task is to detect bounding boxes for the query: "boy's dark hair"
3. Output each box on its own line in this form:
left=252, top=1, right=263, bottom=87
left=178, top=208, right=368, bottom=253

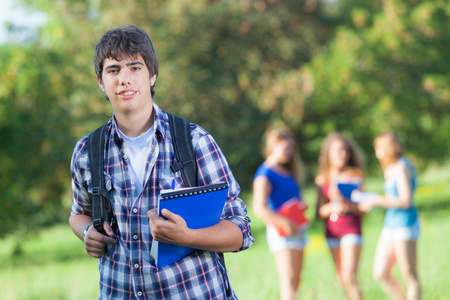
left=94, top=25, right=159, bottom=96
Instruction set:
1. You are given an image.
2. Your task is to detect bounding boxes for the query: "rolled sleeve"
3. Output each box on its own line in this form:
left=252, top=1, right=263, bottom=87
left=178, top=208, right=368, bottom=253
left=70, top=136, right=92, bottom=216
left=222, top=209, right=254, bottom=252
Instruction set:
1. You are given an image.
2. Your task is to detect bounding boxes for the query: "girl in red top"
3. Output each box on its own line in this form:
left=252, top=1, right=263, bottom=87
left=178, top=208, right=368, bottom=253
left=315, top=132, right=365, bottom=300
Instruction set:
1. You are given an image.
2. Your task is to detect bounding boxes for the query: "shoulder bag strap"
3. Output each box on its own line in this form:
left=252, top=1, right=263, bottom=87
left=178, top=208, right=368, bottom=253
left=87, top=124, right=116, bottom=235
left=167, top=113, right=198, bottom=187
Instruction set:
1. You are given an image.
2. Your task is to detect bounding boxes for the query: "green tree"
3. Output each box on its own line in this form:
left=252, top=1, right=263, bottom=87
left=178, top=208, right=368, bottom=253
left=255, top=0, right=450, bottom=172
left=1, top=0, right=448, bottom=240
left=0, top=45, right=76, bottom=238
left=300, top=0, right=450, bottom=170
left=151, top=1, right=334, bottom=186
left=0, top=0, right=106, bottom=238
left=1, top=0, right=334, bottom=238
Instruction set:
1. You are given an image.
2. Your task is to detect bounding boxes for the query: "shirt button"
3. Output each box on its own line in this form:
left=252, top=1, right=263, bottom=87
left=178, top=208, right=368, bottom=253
left=137, top=291, right=143, bottom=296
left=123, top=154, right=128, bottom=160
left=130, top=180, right=135, bottom=185
left=133, top=208, right=138, bottom=213
left=134, top=263, right=139, bottom=269
left=133, top=235, right=138, bottom=240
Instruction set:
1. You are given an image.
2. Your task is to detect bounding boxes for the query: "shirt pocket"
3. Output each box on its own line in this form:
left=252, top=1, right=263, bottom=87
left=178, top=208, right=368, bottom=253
left=158, top=166, right=183, bottom=191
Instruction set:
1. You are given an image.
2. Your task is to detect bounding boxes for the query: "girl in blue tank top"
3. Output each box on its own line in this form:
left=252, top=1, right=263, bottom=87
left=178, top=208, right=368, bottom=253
left=254, top=164, right=302, bottom=211
left=383, top=157, right=419, bottom=229
left=358, top=132, right=421, bottom=300
left=253, top=128, right=307, bottom=300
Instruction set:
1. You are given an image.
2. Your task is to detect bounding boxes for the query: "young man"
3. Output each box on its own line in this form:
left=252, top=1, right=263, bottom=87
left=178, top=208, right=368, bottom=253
left=69, top=25, right=254, bottom=299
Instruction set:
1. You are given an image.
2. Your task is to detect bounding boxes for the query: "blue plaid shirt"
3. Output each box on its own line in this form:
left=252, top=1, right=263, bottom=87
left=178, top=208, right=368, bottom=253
left=71, top=102, right=254, bottom=299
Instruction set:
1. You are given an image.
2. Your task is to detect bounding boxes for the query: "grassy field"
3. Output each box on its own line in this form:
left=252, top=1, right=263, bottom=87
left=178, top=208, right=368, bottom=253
left=0, top=163, right=449, bottom=299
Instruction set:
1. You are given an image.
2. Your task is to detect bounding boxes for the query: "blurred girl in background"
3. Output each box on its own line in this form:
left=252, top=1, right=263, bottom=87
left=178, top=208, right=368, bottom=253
left=253, top=128, right=308, bottom=300
left=315, top=132, right=365, bottom=300
left=358, top=132, right=421, bottom=300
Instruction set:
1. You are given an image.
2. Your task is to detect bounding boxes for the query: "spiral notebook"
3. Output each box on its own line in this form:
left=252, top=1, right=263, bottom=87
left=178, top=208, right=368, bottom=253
left=150, top=182, right=229, bottom=268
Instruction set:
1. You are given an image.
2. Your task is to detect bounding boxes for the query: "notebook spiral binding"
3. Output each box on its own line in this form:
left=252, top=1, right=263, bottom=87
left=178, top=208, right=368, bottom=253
left=161, top=183, right=228, bottom=201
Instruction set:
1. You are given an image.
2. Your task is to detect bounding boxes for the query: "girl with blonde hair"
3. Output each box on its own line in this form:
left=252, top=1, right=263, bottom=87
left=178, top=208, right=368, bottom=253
left=358, top=132, right=421, bottom=300
left=253, top=128, right=308, bottom=300
left=315, top=132, right=365, bottom=300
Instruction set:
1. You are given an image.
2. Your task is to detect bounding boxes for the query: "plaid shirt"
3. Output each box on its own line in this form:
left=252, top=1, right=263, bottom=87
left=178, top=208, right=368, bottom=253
left=71, top=102, right=254, bottom=299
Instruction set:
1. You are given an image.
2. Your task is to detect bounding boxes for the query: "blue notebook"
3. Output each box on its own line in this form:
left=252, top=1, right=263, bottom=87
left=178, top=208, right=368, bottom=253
left=336, top=178, right=362, bottom=202
left=150, top=182, right=229, bottom=268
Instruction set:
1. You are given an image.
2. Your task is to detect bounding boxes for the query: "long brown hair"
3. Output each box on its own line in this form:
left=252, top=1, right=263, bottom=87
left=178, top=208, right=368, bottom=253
left=317, top=132, right=364, bottom=182
left=265, top=128, right=302, bottom=185
left=374, top=132, right=404, bottom=170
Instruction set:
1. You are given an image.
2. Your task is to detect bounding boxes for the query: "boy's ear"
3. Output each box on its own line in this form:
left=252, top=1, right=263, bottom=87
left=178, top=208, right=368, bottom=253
left=150, top=74, right=157, bottom=87
left=97, top=76, right=105, bottom=92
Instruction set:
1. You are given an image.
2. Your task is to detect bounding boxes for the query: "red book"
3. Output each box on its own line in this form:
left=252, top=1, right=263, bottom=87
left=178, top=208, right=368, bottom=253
left=269, top=198, right=309, bottom=237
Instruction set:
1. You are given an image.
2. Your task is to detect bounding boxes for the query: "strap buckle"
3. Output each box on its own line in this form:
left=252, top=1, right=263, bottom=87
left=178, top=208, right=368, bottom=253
left=92, top=187, right=101, bottom=196
left=170, top=159, right=194, bottom=173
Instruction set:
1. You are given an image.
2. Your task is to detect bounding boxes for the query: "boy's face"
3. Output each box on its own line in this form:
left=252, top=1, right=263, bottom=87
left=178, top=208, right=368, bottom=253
left=97, top=54, right=156, bottom=116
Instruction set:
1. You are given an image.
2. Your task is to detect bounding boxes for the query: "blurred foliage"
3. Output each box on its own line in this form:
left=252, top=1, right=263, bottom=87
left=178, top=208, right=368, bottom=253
left=0, top=0, right=448, bottom=237
left=301, top=0, right=450, bottom=172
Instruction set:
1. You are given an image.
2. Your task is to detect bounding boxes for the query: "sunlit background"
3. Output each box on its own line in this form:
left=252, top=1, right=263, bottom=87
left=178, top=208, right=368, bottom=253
left=0, top=1, right=449, bottom=299
left=0, top=0, right=46, bottom=44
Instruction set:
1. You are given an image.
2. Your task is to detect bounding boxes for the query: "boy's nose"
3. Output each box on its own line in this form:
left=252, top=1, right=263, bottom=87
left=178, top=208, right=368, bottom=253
left=119, top=70, right=131, bottom=86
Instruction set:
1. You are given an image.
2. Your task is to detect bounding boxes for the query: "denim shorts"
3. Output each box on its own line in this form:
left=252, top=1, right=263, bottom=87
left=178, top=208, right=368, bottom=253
left=326, top=233, right=363, bottom=249
left=266, top=225, right=308, bottom=253
left=381, top=220, right=420, bottom=241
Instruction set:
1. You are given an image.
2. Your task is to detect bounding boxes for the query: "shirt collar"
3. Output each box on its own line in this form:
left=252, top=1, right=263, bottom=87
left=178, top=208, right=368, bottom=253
left=152, top=102, right=168, bottom=143
left=110, top=101, right=167, bottom=147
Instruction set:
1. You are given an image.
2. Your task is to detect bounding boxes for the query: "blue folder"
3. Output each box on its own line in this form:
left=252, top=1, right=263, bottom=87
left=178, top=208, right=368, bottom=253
left=337, top=178, right=362, bottom=201
left=150, top=182, right=229, bottom=268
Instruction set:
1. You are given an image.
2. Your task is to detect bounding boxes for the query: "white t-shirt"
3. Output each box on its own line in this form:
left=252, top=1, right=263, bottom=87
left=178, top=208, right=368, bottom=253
left=118, top=126, right=154, bottom=195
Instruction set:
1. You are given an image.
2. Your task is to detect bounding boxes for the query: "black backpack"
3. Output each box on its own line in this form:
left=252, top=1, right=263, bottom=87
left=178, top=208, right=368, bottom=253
left=87, top=113, right=231, bottom=297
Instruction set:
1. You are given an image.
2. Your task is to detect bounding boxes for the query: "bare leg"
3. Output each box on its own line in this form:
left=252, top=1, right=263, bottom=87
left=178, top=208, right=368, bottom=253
left=274, top=248, right=304, bottom=300
left=340, top=244, right=363, bottom=300
left=393, top=240, right=421, bottom=300
left=373, top=234, right=406, bottom=300
left=329, top=246, right=344, bottom=287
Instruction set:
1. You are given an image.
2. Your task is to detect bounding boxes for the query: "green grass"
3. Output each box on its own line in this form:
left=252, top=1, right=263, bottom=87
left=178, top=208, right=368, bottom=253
left=228, top=165, right=450, bottom=300
left=1, top=165, right=449, bottom=299
left=0, top=225, right=100, bottom=300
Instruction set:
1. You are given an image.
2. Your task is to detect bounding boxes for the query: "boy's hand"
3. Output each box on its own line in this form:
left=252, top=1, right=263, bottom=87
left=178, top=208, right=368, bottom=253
left=148, top=208, right=189, bottom=245
left=84, top=222, right=117, bottom=258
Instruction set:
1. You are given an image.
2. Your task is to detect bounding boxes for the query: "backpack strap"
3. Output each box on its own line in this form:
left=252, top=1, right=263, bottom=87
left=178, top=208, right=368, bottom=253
left=87, top=124, right=117, bottom=235
left=167, top=113, right=198, bottom=187
left=167, top=113, right=231, bottom=298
